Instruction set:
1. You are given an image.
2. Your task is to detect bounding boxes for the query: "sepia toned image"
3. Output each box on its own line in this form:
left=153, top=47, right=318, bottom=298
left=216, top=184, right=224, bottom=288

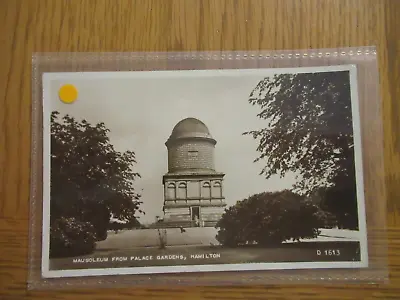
left=41, top=66, right=368, bottom=278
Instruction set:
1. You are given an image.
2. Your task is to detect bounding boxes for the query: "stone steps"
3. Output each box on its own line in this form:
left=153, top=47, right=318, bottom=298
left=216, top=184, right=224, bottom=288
left=149, top=220, right=218, bottom=229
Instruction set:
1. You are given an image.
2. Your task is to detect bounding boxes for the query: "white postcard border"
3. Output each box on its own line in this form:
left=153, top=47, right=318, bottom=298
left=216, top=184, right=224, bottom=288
left=41, top=65, right=368, bottom=279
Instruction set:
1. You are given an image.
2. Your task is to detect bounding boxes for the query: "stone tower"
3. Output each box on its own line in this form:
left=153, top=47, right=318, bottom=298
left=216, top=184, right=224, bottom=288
left=162, top=118, right=226, bottom=227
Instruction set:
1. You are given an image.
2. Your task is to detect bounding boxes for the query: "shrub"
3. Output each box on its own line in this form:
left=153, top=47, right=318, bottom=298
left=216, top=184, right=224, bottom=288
left=81, top=202, right=110, bottom=241
left=215, top=190, right=328, bottom=247
left=49, top=217, right=97, bottom=258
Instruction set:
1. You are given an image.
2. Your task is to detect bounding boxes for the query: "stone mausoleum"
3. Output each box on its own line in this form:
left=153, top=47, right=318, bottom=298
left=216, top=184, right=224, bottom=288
left=162, top=118, right=227, bottom=227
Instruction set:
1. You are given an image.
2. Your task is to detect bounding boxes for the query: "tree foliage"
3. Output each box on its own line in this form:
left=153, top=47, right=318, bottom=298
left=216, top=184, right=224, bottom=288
left=244, top=71, right=358, bottom=229
left=50, top=217, right=97, bottom=258
left=50, top=111, right=143, bottom=247
left=215, top=190, right=328, bottom=247
left=244, top=71, right=353, bottom=191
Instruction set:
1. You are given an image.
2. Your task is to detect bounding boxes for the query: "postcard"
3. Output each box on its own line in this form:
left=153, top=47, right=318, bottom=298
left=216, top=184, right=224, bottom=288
left=41, top=65, right=368, bottom=278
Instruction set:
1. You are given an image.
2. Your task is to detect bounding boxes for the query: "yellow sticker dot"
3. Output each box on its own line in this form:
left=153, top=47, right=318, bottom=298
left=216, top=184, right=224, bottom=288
left=59, top=84, right=78, bottom=104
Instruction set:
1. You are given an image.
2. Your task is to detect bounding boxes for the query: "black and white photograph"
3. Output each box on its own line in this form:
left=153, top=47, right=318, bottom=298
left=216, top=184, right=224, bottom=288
left=41, top=65, right=368, bottom=278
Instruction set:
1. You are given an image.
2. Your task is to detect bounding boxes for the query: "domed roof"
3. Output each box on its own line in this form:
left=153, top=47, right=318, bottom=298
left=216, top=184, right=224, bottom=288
left=166, top=118, right=215, bottom=144
left=172, top=117, right=209, bottom=135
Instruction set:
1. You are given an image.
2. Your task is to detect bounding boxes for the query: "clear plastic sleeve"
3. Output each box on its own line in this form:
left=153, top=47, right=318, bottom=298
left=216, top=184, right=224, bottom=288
left=28, top=47, right=388, bottom=289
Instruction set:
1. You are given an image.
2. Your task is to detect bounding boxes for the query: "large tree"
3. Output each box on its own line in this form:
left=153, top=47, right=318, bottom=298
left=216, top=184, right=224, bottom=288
left=244, top=71, right=359, bottom=229
left=50, top=111, right=143, bottom=240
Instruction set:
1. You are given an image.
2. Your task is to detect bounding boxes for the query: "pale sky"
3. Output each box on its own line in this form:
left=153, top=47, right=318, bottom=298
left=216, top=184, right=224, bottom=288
left=49, top=69, right=302, bottom=223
